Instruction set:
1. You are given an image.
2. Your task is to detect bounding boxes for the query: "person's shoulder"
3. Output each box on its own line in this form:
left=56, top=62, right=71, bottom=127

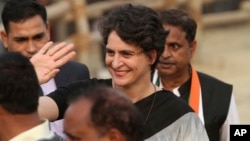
left=156, top=89, right=194, bottom=112
left=82, top=78, right=112, bottom=85
left=197, top=71, right=232, bottom=86
left=157, top=89, right=189, bottom=101
left=62, top=61, right=88, bottom=70
left=68, top=78, right=112, bottom=88
left=56, top=61, right=90, bottom=81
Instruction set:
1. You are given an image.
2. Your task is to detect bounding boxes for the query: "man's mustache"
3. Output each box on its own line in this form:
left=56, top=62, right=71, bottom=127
left=158, top=58, right=176, bottom=64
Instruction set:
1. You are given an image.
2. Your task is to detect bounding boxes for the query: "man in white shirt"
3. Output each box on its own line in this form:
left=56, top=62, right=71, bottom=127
left=153, top=9, right=240, bottom=141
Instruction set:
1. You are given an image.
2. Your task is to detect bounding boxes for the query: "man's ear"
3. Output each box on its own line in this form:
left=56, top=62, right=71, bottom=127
left=46, top=22, right=51, bottom=40
left=0, top=30, right=9, bottom=49
left=190, top=40, right=197, bottom=56
left=106, top=128, right=126, bottom=141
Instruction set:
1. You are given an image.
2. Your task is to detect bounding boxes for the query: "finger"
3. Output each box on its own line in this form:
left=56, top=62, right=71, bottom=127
left=39, top=69, right=60, bottom=84
left=55, top=52, right=76, bottom=68
left=47, top=42, right=67, bottom=56
left=52, top=43, right=75, bottom=61
left=38, top=41, right=53, bottom=55
left=47, top=69, right=60, bottom=79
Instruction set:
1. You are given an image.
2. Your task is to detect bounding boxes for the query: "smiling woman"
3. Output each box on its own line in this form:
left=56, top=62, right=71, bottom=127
left=104, top=31, right=155, bottom=92
left=37, top=4, right=209, bottom=141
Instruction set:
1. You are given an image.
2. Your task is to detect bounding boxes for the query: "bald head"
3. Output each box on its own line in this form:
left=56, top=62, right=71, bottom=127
left=64, top=86, right=144, bottom=141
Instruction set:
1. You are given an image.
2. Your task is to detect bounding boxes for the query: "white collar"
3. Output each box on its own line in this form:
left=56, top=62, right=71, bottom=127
left=10, top=119, right=54, bottom=141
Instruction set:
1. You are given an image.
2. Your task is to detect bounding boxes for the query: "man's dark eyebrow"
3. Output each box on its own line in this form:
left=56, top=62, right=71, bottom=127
left=32, top=32, right=45, bottom=39
left=13, top=32, right=45, bottom=41
left=14, top=36, right=28, bottom=41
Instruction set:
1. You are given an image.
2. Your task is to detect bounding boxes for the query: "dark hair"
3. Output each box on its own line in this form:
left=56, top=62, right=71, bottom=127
left=160, top=9, right=197, bottom=44
left=70, top=86, right=144, bottom=141
left=0, top=52, right=39, bottom=114
left=2, top=0, right=47, bottom=33
left=98, top=4, right=169, bottom=72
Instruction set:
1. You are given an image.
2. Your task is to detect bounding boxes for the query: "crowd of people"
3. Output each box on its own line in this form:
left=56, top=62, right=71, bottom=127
left=0, top=0, right=239, bottom=141
left=0, top=0, right=89, bottom=138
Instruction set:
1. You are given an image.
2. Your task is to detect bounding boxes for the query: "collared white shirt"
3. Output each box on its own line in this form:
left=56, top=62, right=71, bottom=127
left=10, top=120, right=54, bottom=141
left=152, top=69, right=240, bottom=141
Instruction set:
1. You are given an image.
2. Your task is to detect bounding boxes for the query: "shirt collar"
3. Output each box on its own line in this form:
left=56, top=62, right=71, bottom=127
left=10, top=119, right=54, bottom=141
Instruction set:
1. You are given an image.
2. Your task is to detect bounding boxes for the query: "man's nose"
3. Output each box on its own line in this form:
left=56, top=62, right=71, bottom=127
left=27, top=41, right=37, bottom=54
left=161, top=46, right=171, bottom=57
